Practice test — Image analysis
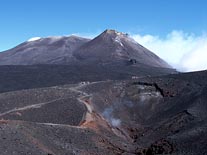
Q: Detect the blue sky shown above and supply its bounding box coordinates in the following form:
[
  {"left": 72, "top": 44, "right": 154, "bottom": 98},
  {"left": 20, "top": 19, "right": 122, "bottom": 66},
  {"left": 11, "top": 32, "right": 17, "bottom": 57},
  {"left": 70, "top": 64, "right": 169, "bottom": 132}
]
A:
[
  {"left": 0, "top": 0, "right": 206, "bottom": 51},
  {"left": 0, "top": 0, "right": 207, "bottom": 71}
]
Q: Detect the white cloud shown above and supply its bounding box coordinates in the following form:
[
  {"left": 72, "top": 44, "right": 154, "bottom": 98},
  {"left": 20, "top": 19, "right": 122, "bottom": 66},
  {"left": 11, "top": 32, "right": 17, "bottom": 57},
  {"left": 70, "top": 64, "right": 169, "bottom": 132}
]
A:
[{"left": 131, "top": 31, "right": 207, "bottom": 72}]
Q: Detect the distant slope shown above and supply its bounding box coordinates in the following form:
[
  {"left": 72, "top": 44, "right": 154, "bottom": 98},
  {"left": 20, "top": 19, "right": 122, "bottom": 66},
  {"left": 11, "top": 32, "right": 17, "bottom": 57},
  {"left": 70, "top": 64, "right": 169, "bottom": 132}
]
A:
[
  {"left": 0, "top": 64, "right": 176, "bottom": 93},
  {"left": 0, "top": 36, "right": 90, "bottom": 65}
]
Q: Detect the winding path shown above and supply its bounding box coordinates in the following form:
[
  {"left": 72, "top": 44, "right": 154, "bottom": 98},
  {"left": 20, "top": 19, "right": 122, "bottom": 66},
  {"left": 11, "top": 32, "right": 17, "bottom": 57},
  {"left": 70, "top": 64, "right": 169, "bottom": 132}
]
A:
[{"left": 0, "top": 98, "right": 65, "bottom": 117}]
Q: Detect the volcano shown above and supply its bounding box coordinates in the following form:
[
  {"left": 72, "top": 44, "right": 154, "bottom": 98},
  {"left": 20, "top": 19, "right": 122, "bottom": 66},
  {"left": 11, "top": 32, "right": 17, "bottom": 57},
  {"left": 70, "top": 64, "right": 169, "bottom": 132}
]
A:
[
  {"left": 73, "top": 29, "right": 170, "bottom": 68},
  {"left": 0, "top": 29, "right": 170, "bottom": 69},
  {"left": 0, "top": 30, "right": 206, "bottom": 155},
  {"left": 0, "top": 30, "right": 175, "bottom": 93}
]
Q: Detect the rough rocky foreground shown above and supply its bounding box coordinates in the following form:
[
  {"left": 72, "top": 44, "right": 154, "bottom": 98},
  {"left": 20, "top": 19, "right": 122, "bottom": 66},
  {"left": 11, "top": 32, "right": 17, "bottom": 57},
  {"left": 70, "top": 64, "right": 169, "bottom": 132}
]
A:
[{"left": 0, "top": 70, "right": 207, "bottom": 155}]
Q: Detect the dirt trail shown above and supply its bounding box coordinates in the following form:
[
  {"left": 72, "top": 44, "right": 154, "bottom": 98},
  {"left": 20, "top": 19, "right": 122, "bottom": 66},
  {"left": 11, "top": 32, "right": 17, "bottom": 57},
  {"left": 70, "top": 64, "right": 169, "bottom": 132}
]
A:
[
  {"left": 53, "top": 83, "right": 96, "bottom": 127},
  {"left": 68, "top": 83, "right": 95, "bottom": 127},
  {"left": 0, "top": 98, "right": 65, "bottom": 117},
  {"left": 69, "top": 83, "right": 130, "bottom": 140}
]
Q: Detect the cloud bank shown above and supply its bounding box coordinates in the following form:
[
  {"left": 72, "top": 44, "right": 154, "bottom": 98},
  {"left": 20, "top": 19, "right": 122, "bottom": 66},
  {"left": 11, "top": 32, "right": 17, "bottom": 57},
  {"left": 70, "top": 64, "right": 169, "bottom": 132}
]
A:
[{"left": 131, "top": 31, "right": 207, "bottom": 72}]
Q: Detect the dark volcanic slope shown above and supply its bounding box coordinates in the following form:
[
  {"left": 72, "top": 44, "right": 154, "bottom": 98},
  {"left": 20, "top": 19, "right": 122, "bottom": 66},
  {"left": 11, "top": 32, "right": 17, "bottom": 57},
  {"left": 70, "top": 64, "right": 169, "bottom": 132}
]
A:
[
  {"left": 0, "top": 64, "right": 176, "bottom": 93},
  {"left": 73, "top": 30, "right": 170, "bottom": 68},
  {"left": 0, "top": 36, "right": 90, "bottom": 65},
  {"left": 0, "top": 71, "right": 207, "bottom": 155},
  {"left": 0, "top": 86, "right": 85, "bottom": 125}
]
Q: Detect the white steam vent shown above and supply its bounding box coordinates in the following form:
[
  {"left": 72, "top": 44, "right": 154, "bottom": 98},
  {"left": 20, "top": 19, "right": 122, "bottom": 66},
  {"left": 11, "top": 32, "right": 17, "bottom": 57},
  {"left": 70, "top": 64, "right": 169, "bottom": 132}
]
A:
[{"left": 102, "top": 107, "right": 121, "bottom": 127}]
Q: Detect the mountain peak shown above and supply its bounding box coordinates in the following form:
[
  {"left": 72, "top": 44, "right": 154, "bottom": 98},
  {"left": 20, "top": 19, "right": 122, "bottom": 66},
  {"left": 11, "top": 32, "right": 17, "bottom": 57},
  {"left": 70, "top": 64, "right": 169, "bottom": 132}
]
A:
[{"left": 103, "top": 29, "right": 127, "bottom": 36}]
